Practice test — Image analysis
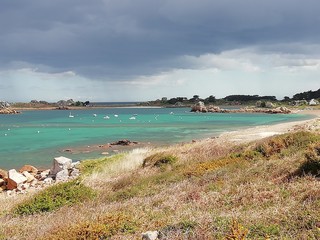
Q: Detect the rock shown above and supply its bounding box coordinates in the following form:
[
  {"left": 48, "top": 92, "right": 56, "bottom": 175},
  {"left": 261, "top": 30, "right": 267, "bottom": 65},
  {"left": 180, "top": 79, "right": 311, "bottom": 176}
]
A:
[
  {"left": 71, "top": 161, "right": 80, "bottom": 168},
  {"left": 50, "top": 156, "right": 72, "bottom": 175},
  {"left": 22, "top": 171, "right": 35, "bottom": 183},
  {"left": 43, "top": 177, "right": 53, "bottom": 185},
  {"left": 101, "top": 152, "right": 109, "bottom": 155},
  {"left": 40, "top": 169, "right": 50, "bottom": 180},
  {"left": 111, "top": 139, "right": 138, "bottom": 146},
  {"left": 191, "top": 101, "right": 208, "bottom": 113},
  {"left": 141, "top": 231, "right": 159, "bottom": 240},
  {"left": 19, "top": 165, "right": 38, "bottom": 175},
  {"left": 0, "top": 178, "right": 5, "bottom": 187},
  {"left": 55, "top": 169, "right": 69, "bottom": 182},
  {"left": 70, "top": 168, "right": 80, "bottom": 177},
  {"left": 0, "top": 168, "right": 8, "bottom": 179},
  {"left": 17, "top": 183, "right": 30, "bottom": 191},
  {"left": 7, "top": 169, "right": 28, "bottom": 190}
]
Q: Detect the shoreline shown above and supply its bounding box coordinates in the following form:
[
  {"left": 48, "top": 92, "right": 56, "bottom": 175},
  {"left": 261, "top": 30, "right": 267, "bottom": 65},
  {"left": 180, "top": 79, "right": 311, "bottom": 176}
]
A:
[{"left": 1, "top": 110, "right": 319, "bottom": 170}]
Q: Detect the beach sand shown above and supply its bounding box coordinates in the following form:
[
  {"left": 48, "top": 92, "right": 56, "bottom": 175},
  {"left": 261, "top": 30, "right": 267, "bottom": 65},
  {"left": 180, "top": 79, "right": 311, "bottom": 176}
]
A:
[{"left": 218, "top": 110, "right": 320, "bottom": 144}]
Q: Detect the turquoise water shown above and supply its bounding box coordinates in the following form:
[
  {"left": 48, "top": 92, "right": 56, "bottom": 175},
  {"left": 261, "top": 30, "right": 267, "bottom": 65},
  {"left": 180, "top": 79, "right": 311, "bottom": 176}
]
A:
[{"left": 0, "top": 108, "right": 312, "bottom": 169}]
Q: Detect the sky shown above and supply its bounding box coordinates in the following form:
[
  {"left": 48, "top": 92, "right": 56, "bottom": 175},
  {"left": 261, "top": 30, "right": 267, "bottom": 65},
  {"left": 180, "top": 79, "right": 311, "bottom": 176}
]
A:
[{"left": 1, "top": 0, "right": 320, "bottom": 102}]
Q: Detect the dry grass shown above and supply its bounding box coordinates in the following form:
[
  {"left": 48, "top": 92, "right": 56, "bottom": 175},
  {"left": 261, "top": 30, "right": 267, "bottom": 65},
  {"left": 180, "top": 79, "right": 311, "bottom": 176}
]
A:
[{"left": 0, "top": 127, "right": 320, "bottom": 239}]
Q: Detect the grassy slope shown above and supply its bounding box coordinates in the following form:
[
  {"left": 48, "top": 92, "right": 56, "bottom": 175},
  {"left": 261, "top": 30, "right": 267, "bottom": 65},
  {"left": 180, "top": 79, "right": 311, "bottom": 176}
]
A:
[{"left": 1, "top": 127, "right": 320, "bottom": 239}]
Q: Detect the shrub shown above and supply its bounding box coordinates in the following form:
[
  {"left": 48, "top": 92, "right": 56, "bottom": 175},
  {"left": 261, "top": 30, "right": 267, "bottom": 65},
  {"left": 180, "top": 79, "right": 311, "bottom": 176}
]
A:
[
  {"left": 225, "top": 220, "right": 249, "bottom": 240},
  {"left": 143, "top": 152, "right": 178, "bottom": 168},
  {"left": 43, "top": 212, "right": 137, "bottom": 240},
  {"left": 297, "top": 142, "right": 320, "bottom": 177},
  {"left": 255, "top": 132, "right": 320, "bottom": 158},
  {"left": 13, "top": 180, "right": 96, "bottom": 215}
]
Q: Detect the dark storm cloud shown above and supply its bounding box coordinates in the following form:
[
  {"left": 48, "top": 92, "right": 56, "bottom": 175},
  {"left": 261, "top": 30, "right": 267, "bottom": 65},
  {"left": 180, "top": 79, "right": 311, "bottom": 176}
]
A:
[{"left": 1, "top": 0, "right": 320, "bottom": 79}]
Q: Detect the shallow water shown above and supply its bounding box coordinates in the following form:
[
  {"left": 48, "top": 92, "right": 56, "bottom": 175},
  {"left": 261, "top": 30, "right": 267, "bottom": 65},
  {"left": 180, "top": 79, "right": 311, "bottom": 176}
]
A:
[{"left": 0, "top": 107, "right": 312, "bottom": 169}]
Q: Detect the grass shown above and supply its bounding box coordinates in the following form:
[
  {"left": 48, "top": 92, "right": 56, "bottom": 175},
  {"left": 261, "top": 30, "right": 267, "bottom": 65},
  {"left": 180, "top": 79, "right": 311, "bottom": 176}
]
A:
[
  {"left": 1, "top": 123, "right": 320, "bottom": 239},
  {"left": 12, "top": 180, "right": 96, "bottom": 215}
]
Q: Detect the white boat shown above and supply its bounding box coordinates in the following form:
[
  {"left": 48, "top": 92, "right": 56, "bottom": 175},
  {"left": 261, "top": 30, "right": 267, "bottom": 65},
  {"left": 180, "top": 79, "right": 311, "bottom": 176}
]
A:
[
  {"left": 129, "top": 116, "right": 136, "bottom": 120},
  {"left": 103, "top": 115, "right": 110, "bottom": 119},
  {"left": 93, "top": 114, "right": 97, "bottom": 117},
  {"left": 114, "top": 114, "right": 119, "bottom": 118},
  {"left": 69, "top": 112, "right": 74, "bottom": 118}
]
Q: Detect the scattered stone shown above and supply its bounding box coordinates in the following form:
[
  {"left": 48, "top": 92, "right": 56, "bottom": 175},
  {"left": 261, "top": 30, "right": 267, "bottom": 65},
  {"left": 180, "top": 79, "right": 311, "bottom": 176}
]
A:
[
  {"left": 17, "top": 183, "right": 30, "bottom": 191},
  {"left": 101, "top": 152, "right": 109, "bottom": 155},
  {"left": 141, "top": 231, "right": 159, "bottom": 240},
  {"left": 43, "top": 177, "right": 53, "bottom": 185},
  {"left": 63, "top": 149, "right": 72, "bottom": 152},
  {"left": 55, "top": 169, "right": 69, "bottom": 182},
  {"left": 0, "top": 178, "right": 5, "bottom": 187},
  {"left": 50, "top": 156, "right": 72, "bottom": 175},
  {"left": 22, "top": 171, "right": 35, "bottom": 183},
  {"left": 19, "top": 165, "right": 38, "bottom": 175},
  {"left": 71, "top": 161, "right": 80, "bottom": 168},
  {"left": 40, "top": 169, "right": 50, "bottom": 180},
  {"left": 7, "top": 169, "right": 28, "bottom": 190},
  {"left": 0, "top": 168, "right": 8, "bottom": 179},
  {"left": 70, "top": 168, "right": 80, "bottom": 177}
]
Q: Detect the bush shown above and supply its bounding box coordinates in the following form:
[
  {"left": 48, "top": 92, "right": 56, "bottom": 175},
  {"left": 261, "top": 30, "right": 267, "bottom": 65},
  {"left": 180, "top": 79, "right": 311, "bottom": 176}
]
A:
[
  {"left": 13, "top": 180, "right": 96, "bottom": 215},
  {"left": 297, "top": 142, "right": 320, "bottom": 177},
  {"left": 43, "top": 212, "right": 137, "bottom": 240},
  {"left": 143, "top": 152, "right": 177, "bottom": 168}
]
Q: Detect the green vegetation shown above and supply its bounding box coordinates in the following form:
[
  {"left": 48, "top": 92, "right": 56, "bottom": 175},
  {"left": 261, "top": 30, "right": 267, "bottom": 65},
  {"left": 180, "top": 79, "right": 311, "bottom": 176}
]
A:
[{"left": 12, "top": 180, "right": 96, "bottom": 215}]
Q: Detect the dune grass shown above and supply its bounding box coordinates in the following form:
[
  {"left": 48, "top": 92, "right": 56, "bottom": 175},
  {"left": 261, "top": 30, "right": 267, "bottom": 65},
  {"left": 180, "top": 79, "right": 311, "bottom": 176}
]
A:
[{"left": 0, "top": 128, "right": 319, "bottom": 239}]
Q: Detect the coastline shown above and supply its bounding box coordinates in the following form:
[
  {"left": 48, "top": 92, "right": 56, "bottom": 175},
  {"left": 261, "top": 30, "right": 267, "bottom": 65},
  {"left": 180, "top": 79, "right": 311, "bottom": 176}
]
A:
[
  {"left": 217, "top": 109, "right": 320, "bottom": 144},
  {"left": 54, "top": 110, "right": 320, "bottom": 161}
]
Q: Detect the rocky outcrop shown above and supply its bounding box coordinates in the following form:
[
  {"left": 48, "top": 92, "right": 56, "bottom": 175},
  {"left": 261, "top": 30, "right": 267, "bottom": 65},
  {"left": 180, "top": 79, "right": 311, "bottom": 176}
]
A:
[
  {"left": 0, "top": 156, "right": 81, "bottom": 195},
  {"left": 0, "top": 108, "right": 19, "bottom": 114},
  {"left": 191, "top": 102, "right": 292, "bottom": 114},
  {"left": 111, "top": 139, "right": 139, "bottom": 146},
  {"left": 0, "top": 101, "right": 19, "bottom": 114},
  {"left": 191, "top": 101, "right": 208, "bottom": 113}
]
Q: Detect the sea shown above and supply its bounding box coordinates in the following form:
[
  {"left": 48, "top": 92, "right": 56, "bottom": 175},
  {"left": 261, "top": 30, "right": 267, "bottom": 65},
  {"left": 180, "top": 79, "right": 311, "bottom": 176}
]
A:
[{"left": 0, "top": 106, "right": 313, "bottom": 169}]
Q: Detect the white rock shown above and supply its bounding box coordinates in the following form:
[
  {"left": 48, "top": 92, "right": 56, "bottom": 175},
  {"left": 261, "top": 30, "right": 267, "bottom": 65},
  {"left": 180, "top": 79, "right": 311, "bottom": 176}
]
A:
[
  {"left": 50, "top": 156, "right": 72, "bottom": 175},
  {"left": 71, "top": 161, "right": 80, "bottom": 168},
  {"left": 141, "top": 231, "right": 159, "bottom": 240},
  {"left": 40, "top": 169, "right": 50, "bottom": 180},
  {"left": 17, "top": 183, "right": 30, "bottom": 191},
  {"left": 70, "top": 168, "right": 80, "bottom": 177},
  {"left": 43, "top": 177, "right": 53, "bottom": 185},
  {"left": 22, "top": 171, "right": 35, "bottom": 183},
  {"left": 7, "top": 169, "right": 27, "bottom": 190},
  {"left": 55, "top": 169, "right": 69, "bottom": 182}
]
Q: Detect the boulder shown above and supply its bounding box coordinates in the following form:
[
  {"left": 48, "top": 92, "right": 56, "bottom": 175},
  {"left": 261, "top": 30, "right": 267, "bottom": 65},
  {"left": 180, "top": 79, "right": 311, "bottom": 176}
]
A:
[
  {"left": 50, "top": 156, "right": 72, "bottom": 175},
  {"left": 55, "top": 169, "right": 69, "bottom": 182},
  {"left": 22, "top": 171, "right": 35, "bottom": 183},
  {"left": 141, "top": 231, "right": 159, "bottom": 240},
  {"left": 0, "top": 168, "right": 8, "bottom": 179},
  {"left": 191, "top": 101, "right": 207, "bottom": 113},
  {"left": 43, "top": 177, "right": 53, "bottom": 185},
  {"left": 7, "top": 169, "right": 27, "bottom": 190},
  {"left": 39, "top": 169, "right": 50, "bottom": 180},
  {"left": 0, "top": 178, "right": 5, "bottom": 187},
  {"left": 19, "top": 165, "right": 38, "bottom": 175}
]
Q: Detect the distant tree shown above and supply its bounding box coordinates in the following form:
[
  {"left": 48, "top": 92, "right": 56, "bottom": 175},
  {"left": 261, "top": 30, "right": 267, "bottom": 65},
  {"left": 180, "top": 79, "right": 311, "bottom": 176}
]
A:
[
  {"left": 84, "top": 101, "right": 90, "bottom": 106},
  {"left": 282, "top": 96, "right": 290, "bottom": 102},
  {"left": 205, "top": 95, "right": 216, "bottom": 103},
  {"left": 292, "top": 88, "right": 320, "bottom": 100}
]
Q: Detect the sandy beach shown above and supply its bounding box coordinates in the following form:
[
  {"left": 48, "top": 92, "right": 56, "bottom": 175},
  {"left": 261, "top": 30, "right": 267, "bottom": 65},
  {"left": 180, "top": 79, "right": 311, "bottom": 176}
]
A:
[{"left": 219, "top": 110, "right": 320, "bottom": 144}]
